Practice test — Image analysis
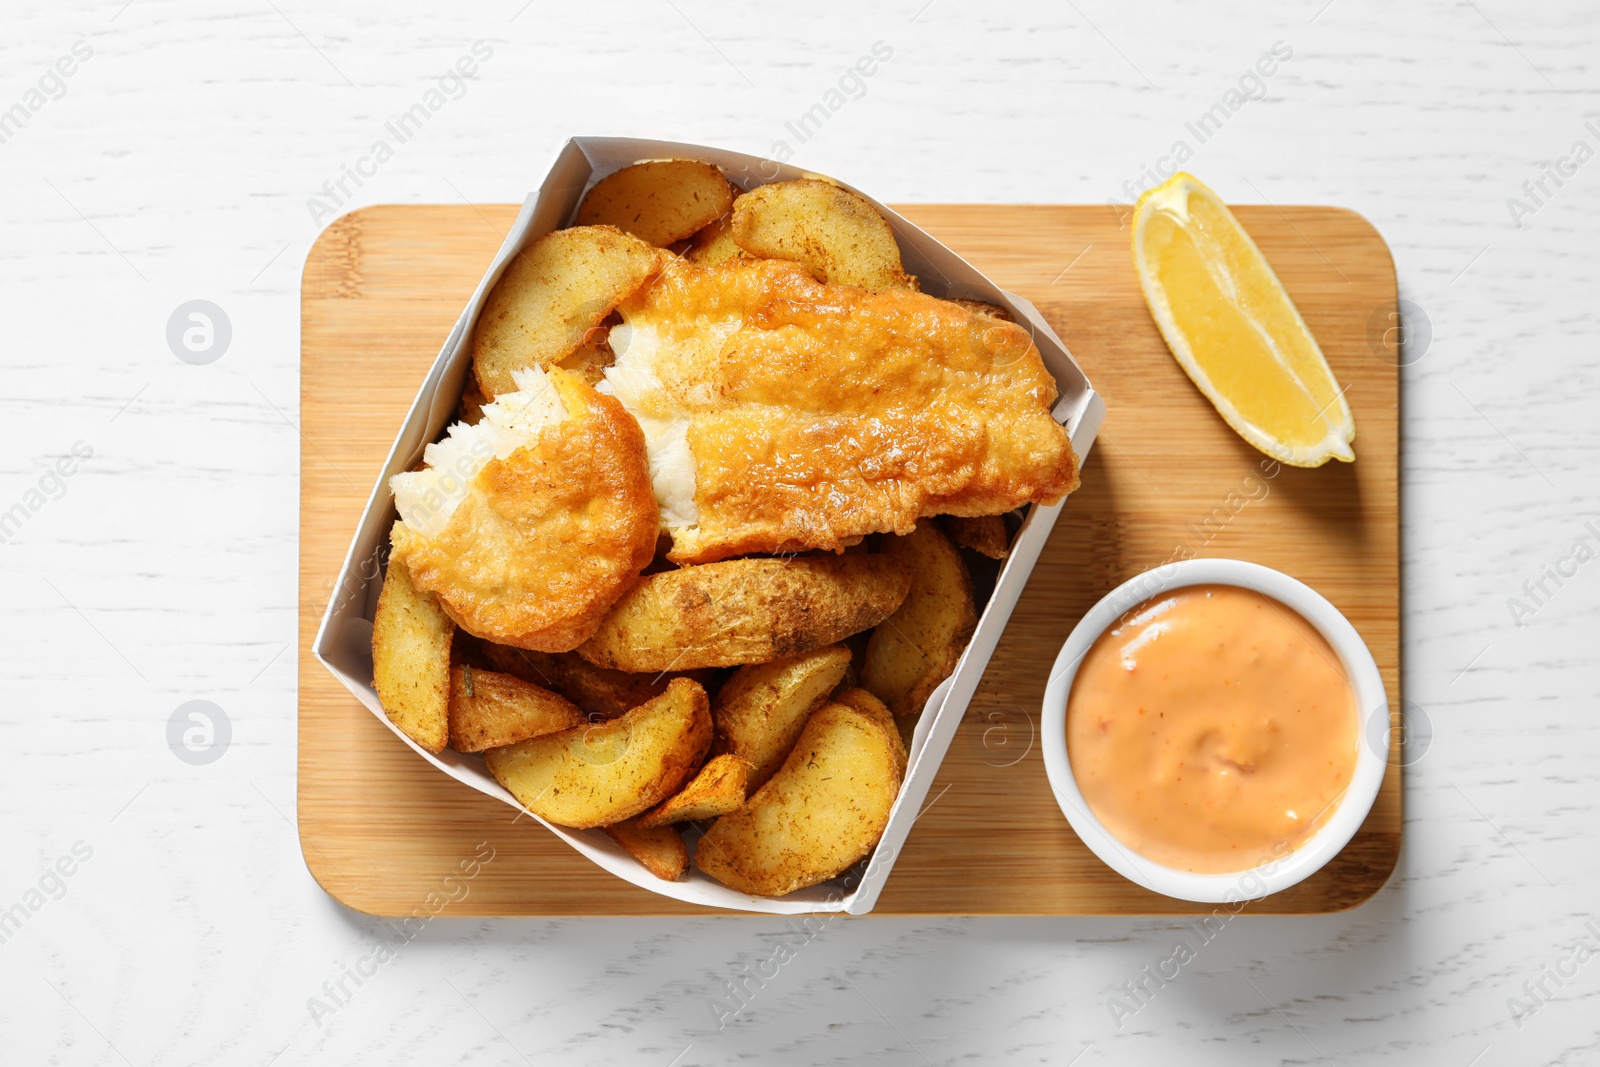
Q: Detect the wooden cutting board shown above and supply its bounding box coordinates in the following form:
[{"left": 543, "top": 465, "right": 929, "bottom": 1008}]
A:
[{"left": 298, "top": 203, "right": 1400, "bottom": 916}]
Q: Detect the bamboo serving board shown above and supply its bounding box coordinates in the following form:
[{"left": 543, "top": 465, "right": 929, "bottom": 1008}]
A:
[{"left": 298, "top": 203, "right": 1401, "bottom": 916}]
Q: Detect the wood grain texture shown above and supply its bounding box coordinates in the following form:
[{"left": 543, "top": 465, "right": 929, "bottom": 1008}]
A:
[
  {"left": 298, "top": 203, "right": 1400, "bottom": 916},
  {"left": 7, "top": 2, "right": 1600, "bottom": 1061}
]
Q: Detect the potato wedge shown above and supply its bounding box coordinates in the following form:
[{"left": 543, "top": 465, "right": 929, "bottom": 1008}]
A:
[
  {"left": 831, "top": 686, "right": 908, "bottom": 777},
  {"left": 942, "top": 514, "right": 1010, "bottom": 559},
  {"left": 576, "top": 160, "right": 736, "bottom": 248},
  {"left": 896, "top": 715, "right": 916, "bottom": 755},
  {"left": 729, "top": 179, "right": 916, "bottom": 291},
  {"left": 478, "top": 643, "right": 673, "bottom": 719},
  {"left": 636, "top": 754, "right": 752, "bottom": 829},
  {"left": 372, "top": 558, "right": 455, "bottom": 752},
  {"left": 447, "top": 666, "right": 585, "bottom": 753},
  {"left": 484, "top": 677, "right": 712, "bottom": 828},
  {"left": 455, "top": 376, "right": 488, "bottom": 425},
  {"left": 604, "top": 817, "right": 689, "bottom": 881},
  {"left": 713, "top": 645, "right": 851, "bottom": 788},
  {"left": 552, "top": 336, "right": 614, "bottom": 386},
  {"left": 834, "top": 629, "right": 870, "bottom": 695},
  {"left": 577, "top": 554, "right": 911, "bottom": 672},
  {"left": 696, "top": 702, "right": 902, "bottom": 896},
  {"left": 860, "top": 523, "right": 977, "bottom": 717},
  {"left": 835, "top": 651, "right": 860, "bottom": 695},
  {"left": 472, "top": 225, "right": 664, "bottom": 399},
  {"left": 685, "top": 212, "right": 743, "bottom": 266}
]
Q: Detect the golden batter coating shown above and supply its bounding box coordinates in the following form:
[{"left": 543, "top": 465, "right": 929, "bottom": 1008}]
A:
[
  {"left": 603, "top": 256, "right": 1078, "bottom": 564},
  {"left": 390, "top": 370, "right": 659, "bottom": 652}
]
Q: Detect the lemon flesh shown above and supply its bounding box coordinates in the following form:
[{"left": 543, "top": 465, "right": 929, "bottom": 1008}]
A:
[{"left": 1134, "top": 173, "right": 1354, "bottom": 467}]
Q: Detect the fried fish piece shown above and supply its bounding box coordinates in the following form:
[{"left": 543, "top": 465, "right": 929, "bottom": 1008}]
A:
[
  {"left": 945, "top": 298, "right": 1012, "bottom": 321},
  {"left": 600, "top": 256, "right": 1078, "bottom": 563},
  {"left": 389, "top": 367, "right": 659, "bottom": 652}
]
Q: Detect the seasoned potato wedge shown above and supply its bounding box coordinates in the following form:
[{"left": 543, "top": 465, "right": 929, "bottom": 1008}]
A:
[
  {"left": 833, "top": 629, "right": 870, "bottom": 695},
  {"left": 447, "top": 666, "right": 585, "bottom": 753},
  {"left": 831, "top": 686, "right": 908, "bottom": 776},
  {"left": 942, "top": 514, "right": 1010, "bottom": 559},
  {"left": 576, "top": 160, "right": 736, "bottom": 248},
  {"left": 472, "top": 225, "right": 664, "bottom": 399},
  {"left": 696, "top": 701, "right": 902, "bottom": 896},
  {"left": 713, "top": 644, "right": 852, "bottom": 788},
  {"left": 455, "top": 376, "right": 488, "bottom": 425},
  {"left": 477, "top": 643, "right": 676, "bottom": 719},
  {"left": 484, "top": 677, "right": 712, "bottom": 828},
  {"left": 636, "top": 754, "right": 752, "bottom": 828},
  {"left": 577, "top": 554, "right": 911, "bottom": 672},
  {"left": 860, "top": 523, "right": 978, "bottom": 717},
  {"left": 604, "top": 817, "right": 689, "bottom": 881},
  {"left": 372, "top": 558, "right": 455, "bottom": 753},
  {"left": 729, "top": 179, "right": 916, "bottom": 291},
  {"left": 685, "top": 212, "right": 743, "bottom": 266},
  {"left": 553, "top": 336, "right": 614, "bottom": 386}
]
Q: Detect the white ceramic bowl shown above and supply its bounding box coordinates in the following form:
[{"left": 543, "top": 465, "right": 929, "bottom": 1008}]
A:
[{"left": 1040, "top": 558, "right": 1389, "bottom": 903}]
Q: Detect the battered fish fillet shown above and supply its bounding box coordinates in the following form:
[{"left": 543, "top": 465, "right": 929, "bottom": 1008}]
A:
[
  {"left": 600, "top": 256, "right": 1079, "bottom": 563},
  {"left": 388, "top": 367, "right": 659, "bottom": 652}
]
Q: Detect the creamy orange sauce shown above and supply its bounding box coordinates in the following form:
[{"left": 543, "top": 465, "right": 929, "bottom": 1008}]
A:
[{"left": 1066, "top": 584, "right": 1358, "bottom": 874}]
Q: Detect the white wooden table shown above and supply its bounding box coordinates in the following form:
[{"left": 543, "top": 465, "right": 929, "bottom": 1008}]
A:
[{"left": 2, "top": 1, "right": 1596, "bottom": 1063}]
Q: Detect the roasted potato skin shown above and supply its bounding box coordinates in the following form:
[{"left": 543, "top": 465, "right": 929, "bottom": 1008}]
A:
[
  {"left": 636, "top": 754, "right": 752, "bottom": 828},
  {"left": 831, "top": 686, "right": 908, "bottom": 776},
  {"left": 455, "top": 376, "right": 488, "bottom": 425},
  {"left": 576, "top": 160, "right": 736, "bottom": 248},
  {"left": 685, "top": 212, "right": 744, "bottom": 266},
  {"left": 476, "top": 643, "right": 676, "bottom": 720},
  {"left": 712, "top": 644, "right": 852, "bottom": 788},
  {"left": 604, "top": 817, "right": 690, "bottom": 881},
  {"left": 553, "top": 336, "right": 614, "bottom": 386},
  {"left": 472, "top": 225, "right": 664, "bottom": 400},
  {"left": 729, "top": 179, "right": 917, "bottom": 291},
  {"left": 941, "top": 514, "right": 1010, "bottom": 559},
  {"left": 860, "top": 523, "right": 977, "bottom": 717},
  {"left": 447, "top": 666, "right": 585, "bottom": 753},
  {"left": 484, "top": 677, "right": 712, "bottom": 829},
  {"left": 577, "top": 554, "right": 911, "bottom": 672},
  {"left": 372, "top": 558, "right": 455, "bottom": 753},
  {"left": 695, "top": 701, "right": 902, "bottom": 897}
]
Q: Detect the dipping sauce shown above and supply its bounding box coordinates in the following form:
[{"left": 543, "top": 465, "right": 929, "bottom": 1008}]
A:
[{"left": 1066, "top": 584, "right": 1358, "bottom": 874}]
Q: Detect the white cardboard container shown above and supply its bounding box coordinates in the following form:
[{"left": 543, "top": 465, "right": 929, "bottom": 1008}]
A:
[{"left": 312, "top": 137, "right": 1106, "bottom": 915}]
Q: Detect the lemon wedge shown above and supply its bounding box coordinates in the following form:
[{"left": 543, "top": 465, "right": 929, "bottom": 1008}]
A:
[{"left": 1133, "top": 173, "right": 1354, "bottom": 467}]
